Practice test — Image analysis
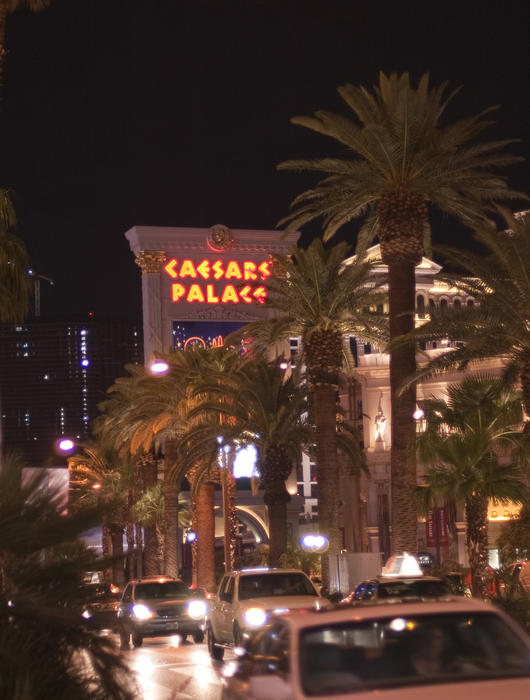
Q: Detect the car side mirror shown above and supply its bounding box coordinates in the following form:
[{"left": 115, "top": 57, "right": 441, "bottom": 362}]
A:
[{"left": 248, "top": 675, "right": 293, "bottom": 700}]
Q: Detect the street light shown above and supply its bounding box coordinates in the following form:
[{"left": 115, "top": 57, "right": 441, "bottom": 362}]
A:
[
  {"left": 300, "top": 533, "right": 329, "bottom": 552},
  {"left": 150, "top": 360, "right": 169, "bottom": 374}
]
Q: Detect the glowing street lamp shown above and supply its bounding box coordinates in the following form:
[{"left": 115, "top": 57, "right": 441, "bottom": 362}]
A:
[
  {"left": 300, "top": 533, "right": 329, "bottom": 553},
  {"left": 57, "top": 437, "right": 75, "bottom": 454},
  {"left": 150, "top": 360, "right": 169, "bottom": 374}
]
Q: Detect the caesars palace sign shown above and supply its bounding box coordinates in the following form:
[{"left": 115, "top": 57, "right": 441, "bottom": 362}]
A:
[{"left": 164, "top": 256, "right": 272, "bottom": 305}]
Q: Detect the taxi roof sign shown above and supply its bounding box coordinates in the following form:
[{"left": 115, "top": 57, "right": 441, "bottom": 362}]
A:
[{"left": 381, "top": 552, "right": 423, "bottom": 577}]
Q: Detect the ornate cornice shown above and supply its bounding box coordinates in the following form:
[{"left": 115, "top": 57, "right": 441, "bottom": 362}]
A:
[{"left": 135, "top": 250, "right": 166, "bottom": 275}]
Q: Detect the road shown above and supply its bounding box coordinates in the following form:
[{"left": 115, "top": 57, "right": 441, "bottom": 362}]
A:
[{"left": 119, "top": 635, "right": 231, "bottom": 700}]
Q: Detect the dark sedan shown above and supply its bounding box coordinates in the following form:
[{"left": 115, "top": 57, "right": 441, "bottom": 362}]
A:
[
  {"left": 81, "top": 582, "right": 121, "bottom": 630},
  {"left": 342, "top": 575, "right": 452, "bottom": 603}
]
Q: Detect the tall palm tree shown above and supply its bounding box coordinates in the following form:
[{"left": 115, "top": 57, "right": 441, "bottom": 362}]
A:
[
  {"left": 0, "top": 0, "right": 54, "bottom": 91},
  {"left": 228, "top": 238, "right": 384, "bottom": 587},
  {"left": 277, "top": 71, "right": 525, "bottom": 553},
  {"left": 0, "top": 452, "right": 136, "bottom": 699},
  {"left": 407, "top": 210, "right": 530, "bottom": 436},
  {"left": 415, "top": 376, "right": 530, "bottom": 597}
]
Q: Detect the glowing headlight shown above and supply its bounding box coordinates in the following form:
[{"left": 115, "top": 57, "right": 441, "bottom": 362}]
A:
[
  {"left": 132, "top": 603, "right": 154, "bottom": 620},
  {"left": 243, "top": 607, "right": 268, "bottom": 627},
  {"left": 187, "top": 599, "right": 208, "bottom": 619},
  {"left": 82, "top": 609, "right": 92, "bottom": 619}
]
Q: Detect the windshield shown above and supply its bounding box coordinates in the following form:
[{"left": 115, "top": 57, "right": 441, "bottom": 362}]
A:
[
  {"left": 239, "top": 573, "right": 316, "bottom": 600},
  {"left": 135, "top": 581, "right": 190, "bottom": 600},
  {"left": 300, "top": 612, "right": 530, "bottom": 695}
]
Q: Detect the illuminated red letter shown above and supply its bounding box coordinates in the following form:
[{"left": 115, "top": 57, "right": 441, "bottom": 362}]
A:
[
  {"left": 212, "top": 260, "right": 225, "bottom": 280},
  {"left": 253, "top": 286, "right": 267, "bottom": 303},
  {"left": 243, "top": 261, "right": 257, "bottom": 280},
  {"left": 221, "top": 285, "right": 239, "bottom": 304},
  {"left": 179, "top": 259, "right": 198, "bottom": 278},
  {"left": 196, "top": 259, "right": 211, "bottom": 279},
  {"left": 225, "top": 261, "right": 243, "bottom": 280},
  {"left": 239, "top": 285, "right": 253, "bottom": 303},
  {"left": 206, "top": 284, "right": 219, "bottom": 304},
  {"left": 187, "top": 284, "right": 205, "bottom": 303},
  {"left": 164, "top": 259, "right": 179, "bottom": 278},
  {"left": 258, "top": 261, "right": 271, "bottom": 280},
  {"left": 171, "top": 283, "right": 186, "bottom": 302}
]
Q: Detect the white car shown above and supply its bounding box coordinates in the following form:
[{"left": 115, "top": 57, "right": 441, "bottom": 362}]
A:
[
  {"left": 207, "top": 567, "right": 327, "bottom": 661},
  {"left": 221, "top": 596, "right": 530, "bottom": 699}
]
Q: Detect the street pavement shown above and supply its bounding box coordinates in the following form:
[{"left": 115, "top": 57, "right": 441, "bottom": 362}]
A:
[{"left": 119, "top": 635, "right": 230, "bottom": 700}]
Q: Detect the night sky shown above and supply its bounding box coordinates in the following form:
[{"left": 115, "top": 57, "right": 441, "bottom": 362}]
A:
[{"left": 0, "top": 0, "right": 528, "bottom": 320}]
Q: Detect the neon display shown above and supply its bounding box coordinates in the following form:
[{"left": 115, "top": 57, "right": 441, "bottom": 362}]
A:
[{"left": 164, "top": 257, "right": 271, "bottom": 304}]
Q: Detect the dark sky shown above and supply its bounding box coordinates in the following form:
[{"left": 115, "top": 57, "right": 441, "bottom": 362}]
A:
[{"left": 0, "top": 0, "right": 528, "bottom": 320}]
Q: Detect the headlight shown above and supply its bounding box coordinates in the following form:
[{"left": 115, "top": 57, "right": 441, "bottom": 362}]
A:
[
  {"left": 243, "top": 607, "right": 268, "bottom": 627},
  {"left": 132, "top": 603, "right": 154, "bottom": 620},
  {"left": 82, "top": 609, "right": 92, "bottom": 619},
  {"left": 187, "top": 599, "right": 208, "bottom": 619}
]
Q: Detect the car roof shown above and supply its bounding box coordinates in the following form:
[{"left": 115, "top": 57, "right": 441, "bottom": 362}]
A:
[
  {"left": 372, "top": 575, "right": 446, "bottom": 583},
  {"left": 270, "top": 596, "right": 513, "bottom": 632},
  {"left": 129, "top": 576, "right": 183, "bottom": 584},
  {"left": 232, "top": 567, "right": 309, "bottom": 576}
]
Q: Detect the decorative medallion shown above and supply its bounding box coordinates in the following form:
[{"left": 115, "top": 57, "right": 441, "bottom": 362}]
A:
[{"left": 208, "top": 224, "right": 233, "bottom": 251}]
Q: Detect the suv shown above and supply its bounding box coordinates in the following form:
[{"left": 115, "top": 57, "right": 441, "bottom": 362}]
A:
[
  {"left": 117, "top": 576, "right": 208, "bottom": 648},
  {"left": 207, "top": 567, "right": 326, "bottom": 661}
]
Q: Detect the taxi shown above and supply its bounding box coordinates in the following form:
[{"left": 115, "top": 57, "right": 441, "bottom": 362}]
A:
[{"left": 221, "top": 596, "right": 530, "bottom": 699}]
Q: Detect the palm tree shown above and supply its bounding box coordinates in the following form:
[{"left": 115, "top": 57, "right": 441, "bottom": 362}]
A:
[
  {"left": 184, "top": 357, "right": 312, "bottom": 566},
  {"left": 0, "top": 0, "right": 54, "bottom": 91},
  {"left": 228, "top": 238, "right": 384, "bottom": 587},
  {"left": 0, "top": 189, "right": 31, "bottom": 322},
  {"left": 407, "top": 210, "right": 530, "bottom": 436},
  {"left": 415, "top": 376, "right": 530, "bottom": 597},
  {"left": 68, "top": 441, "right": 133, "bottom": 588},
  {"left": 0, "top": 452, "right": 136, "bottom": 699},
  {"left": 277, "top": 71, "right": 525, "bottom": 553}
]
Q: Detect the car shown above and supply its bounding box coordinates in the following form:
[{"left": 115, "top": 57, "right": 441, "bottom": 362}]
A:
[
  {"left": 117, "top": 576, "right": 208, "bottom": 648},
  {"left": 342, "top": 574, "right": 453, "bottom": 603},
  {"left": 81, "top": 582, "right": 121, "bottom": 630},
  {"left": 221, "top": 596, "right": 530, "bottom": 699},
  {"left": 207, "top": 567, "right": 327, "bottom": 661}
]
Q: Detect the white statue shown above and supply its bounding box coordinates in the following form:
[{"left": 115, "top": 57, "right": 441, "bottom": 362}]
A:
[{"left": 374, "top": 393, "right": 386, "bottom": 442}]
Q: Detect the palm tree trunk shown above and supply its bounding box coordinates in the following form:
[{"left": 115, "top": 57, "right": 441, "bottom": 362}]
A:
[
  {"left": 102, "top": 521, "right": 113, "bottom": 584},
  {"left": 388, "top": 259, "right": 418, "bottom": 553},
  {"left": 222, "top": 468, "right": 237, "bottom": 573},
  {"left": 110, "top": 524, "right": 125, "bottom": 587},
  {"left": 140, "top": 454, "right": 159, "bottom": 576},
  {"left": 162, "top": 451, "right": 180, "bottom": 577},
  {"left": 267, "top": 501, "right": 288, "bottom": 566},
  {"left": 194, "top": 481, "right": 216, "bottom": 593},
  {"left": 465, "top": 493, "right": 489, "bottom": 597},
  {"left": 312, "top": 383, "right": 341, "bottom": 590},
  {"left": 521, "top": 350, "right": 530, "bottom": 438}
]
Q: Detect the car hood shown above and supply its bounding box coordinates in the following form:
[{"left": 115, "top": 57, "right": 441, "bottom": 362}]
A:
[
  {"left": 241, "top": 594, "right": 327, "bottom": 611},
  {"left": 339, "top": 676, "right": 530, "bottom": 699}
]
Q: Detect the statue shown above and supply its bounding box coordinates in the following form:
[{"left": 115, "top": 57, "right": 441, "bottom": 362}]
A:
[{"left": 374, "top": 393, "right": 386, "bottom": 443}]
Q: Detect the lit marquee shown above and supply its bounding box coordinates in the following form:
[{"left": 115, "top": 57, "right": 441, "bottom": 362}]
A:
[{"left": 164, "top": 257, "right": 271, "bottom": 304}]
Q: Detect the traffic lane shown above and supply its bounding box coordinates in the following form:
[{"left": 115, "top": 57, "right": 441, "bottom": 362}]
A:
[{"left": 120, "top": 635, "right": 232, "bottom": 700}]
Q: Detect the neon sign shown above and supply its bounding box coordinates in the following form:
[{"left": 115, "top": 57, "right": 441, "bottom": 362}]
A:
[{"left": 164, "top": 257, "right": 271, "bottom": 304}]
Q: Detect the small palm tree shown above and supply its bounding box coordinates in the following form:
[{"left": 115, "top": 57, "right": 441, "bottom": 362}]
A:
[
  {"left": 0, "top": 452, "right": 136, "bottom": 699},
  {"left": 416, "top": 376, "right": 530, "bottom": 597},
  {"left": 228, "top": 238, "right": 384, "bottom": 588},
  {"left": 68, "top": 442, "right": 133, "bottom": 587},
  {"left": 408, "top": 210, "right": 530, "bottom": 436},
  {"left": 278, "top": 71, "right": 525, "bottom": 553}
]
